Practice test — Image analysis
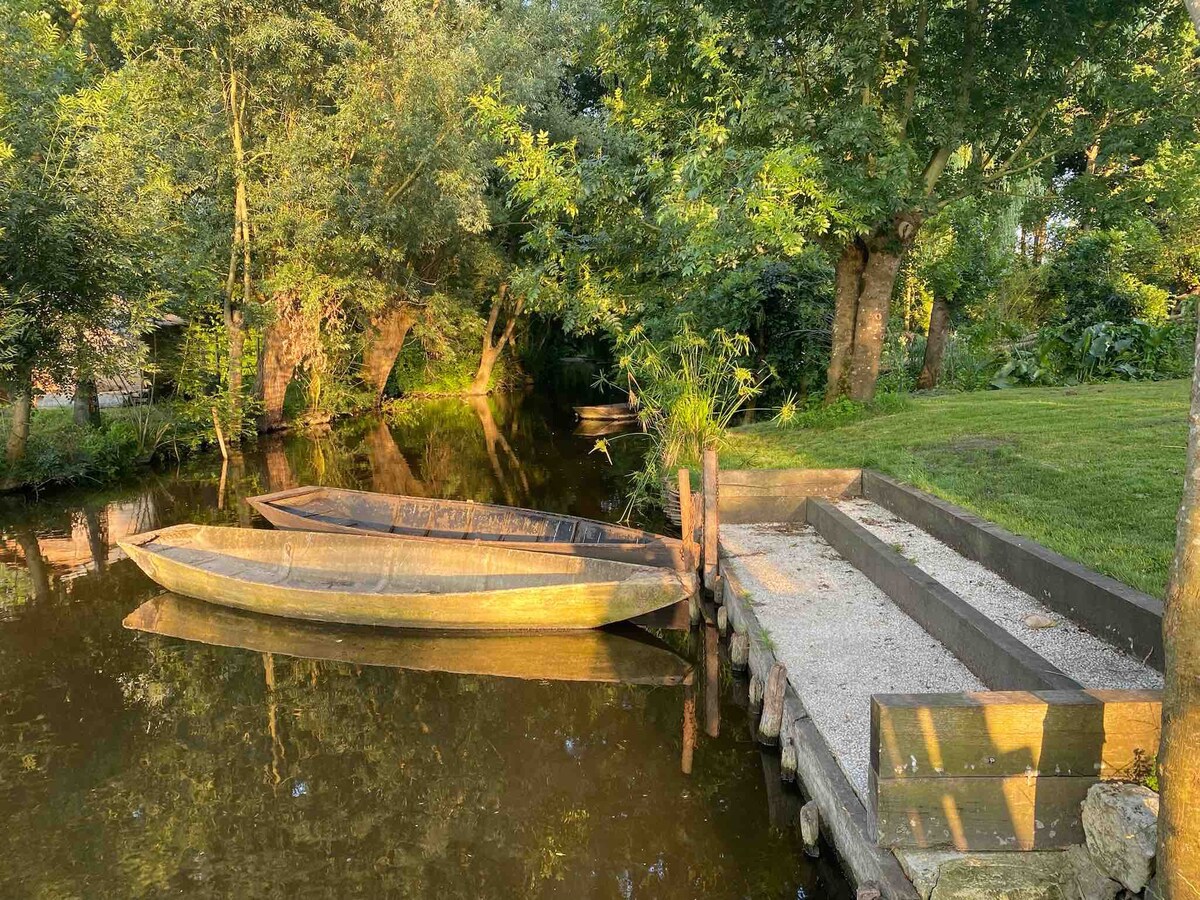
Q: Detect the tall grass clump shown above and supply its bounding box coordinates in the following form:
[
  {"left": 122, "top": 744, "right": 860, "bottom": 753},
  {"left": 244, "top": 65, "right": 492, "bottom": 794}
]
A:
[{"left": 601, "top": 323, "right": 791, "bottom": 512}]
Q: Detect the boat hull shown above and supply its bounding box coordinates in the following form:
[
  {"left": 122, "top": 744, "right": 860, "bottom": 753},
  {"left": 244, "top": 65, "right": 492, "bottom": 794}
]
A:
[
  {"left": 573, "top": 403, "right": 637, "bottom": 421},
  {"left": 118, "top": 525, "right": 696, "bottom": 630},
  {"left": 248, "top": 487, "right": 688, "bottom": 570},
  {"left": 124, "top": 593, "right": 693, "bottom": 684}
]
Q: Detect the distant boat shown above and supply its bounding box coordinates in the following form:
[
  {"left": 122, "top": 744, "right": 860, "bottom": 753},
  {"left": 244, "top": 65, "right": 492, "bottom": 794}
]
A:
[
  {"left": 248, "top": 486, "right": 687, "bottom": 570},
  {"left": 573, "top": 402, "right": 638, "bottom": 421},
  {"left": 124, "top": 593, "right": 694, "bottom": 685},
  {"left": 118, "top": 525, "right": 697, "bottom": 630},
  {"left": 574, "top": 418, "right": 639, "bottom": 438}
]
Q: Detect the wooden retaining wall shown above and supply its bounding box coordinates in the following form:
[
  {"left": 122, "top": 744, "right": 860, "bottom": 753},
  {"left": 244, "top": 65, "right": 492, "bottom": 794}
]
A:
[
  {"left": 861, "top": 470, "right": 1164, "bottom": 669},
  {"left": 806, "top": 499, "right": 1080, "bottom": 692},
  {"left": 871, "top": 690, "right": 1162, "bottom": 851},
  {"left": 703, "top": 462, "right": 1163, "bottom": 894},
  {"left": 719, "top": 561, "right": 919, "bottom": 899},
  {"left": 717, "top": 467, "right": 862, "bottom": 524}
]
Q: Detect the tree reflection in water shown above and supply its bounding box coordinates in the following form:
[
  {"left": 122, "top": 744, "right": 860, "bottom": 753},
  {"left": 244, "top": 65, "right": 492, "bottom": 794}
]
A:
[{"left": 0, "top": 392, "right": 850, "bottom": 898}]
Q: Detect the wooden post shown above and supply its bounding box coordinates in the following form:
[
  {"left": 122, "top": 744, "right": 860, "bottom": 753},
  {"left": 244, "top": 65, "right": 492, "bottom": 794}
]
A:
[
  {"left": 688, "top": 593, "right": 701, "bottom": 626},
  {"left": 730, "top": 631, "right": 749, "bottom": 672},
  {"left": 757, "top": 662, "right": 787, "bottom": 745},
  {"left": 702, "top": 448, "right": 719, "bottom": 593},
  {"left": 781, "top": 736, "right": 798, "bottom": 783},
  {"left": 749, "top": 672, "right": 764, "bottom": 713},
  {"left": 704, "top": 622, "right": 720, "bottom": 738},
  {"left": 681, "top": 682, "right": 696, "bottom": 775},
  {"left": 211, "top": 406, "right": 229, "bottom": 460},
  {"left": 677, "top": 468, "right": 699, "bottom": 571},
  {"left": 800, "top": 801, "right": 820, "bottom": 857}
]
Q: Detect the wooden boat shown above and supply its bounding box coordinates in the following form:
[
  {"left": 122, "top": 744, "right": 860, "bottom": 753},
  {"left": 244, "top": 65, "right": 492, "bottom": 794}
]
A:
[
  {"left": 574, "top": 418, "right": 639, "bottom": 438},
  {"left": 573, "top": 402, "right": 638, "bottom": 421},
  {"left": 117, "top": 525, "right": 697, "bottom": 630},
  {"left": 248, "top": 486, "right": 688, "bottom": 570},
  {"left": 123, "top": 593, "right": 694, "bottom": 685}
]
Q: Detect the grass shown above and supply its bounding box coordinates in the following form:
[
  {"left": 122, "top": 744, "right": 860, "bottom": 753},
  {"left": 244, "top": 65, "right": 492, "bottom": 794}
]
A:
[{"left": 726, "top": 380, "right": 1191, "bottom": 599}]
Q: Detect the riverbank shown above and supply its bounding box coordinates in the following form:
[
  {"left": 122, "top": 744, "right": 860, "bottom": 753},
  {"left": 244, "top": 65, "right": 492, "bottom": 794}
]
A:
[{"left": 725, "top": 380, "right": 1188, "bottom": 598}]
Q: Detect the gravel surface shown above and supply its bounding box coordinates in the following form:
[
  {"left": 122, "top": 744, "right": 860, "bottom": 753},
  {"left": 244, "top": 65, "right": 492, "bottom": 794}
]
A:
[
  {"left": 837, "top": 498, "right": 1162, "bottom": 691},
  {"left": 721, "top": 523, "right": 985, "bottom": 800}
]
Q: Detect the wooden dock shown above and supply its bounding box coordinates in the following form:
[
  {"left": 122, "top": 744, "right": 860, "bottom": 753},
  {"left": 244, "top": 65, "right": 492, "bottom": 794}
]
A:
[{"left": 695, "top": 453, "right": 1163, "bottom": 899}]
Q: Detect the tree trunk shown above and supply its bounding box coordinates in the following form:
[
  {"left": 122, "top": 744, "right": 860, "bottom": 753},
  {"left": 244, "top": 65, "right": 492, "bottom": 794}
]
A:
[
  {"left": 73, "top": 378, "right": 101, "bottom": 428},
  {"left": 1157, "top": 297, "right": 1200, "bottom": 898},
  {"left": 825, "top": 219, "right": 919, "bottom": 404},
  {"left": 467, "top": 286, "right": 523, "bottom": 396},
  {"left": 362, "top": 304, "right": 415, "bottom": 404},
  {"left": 1187, "top": 0, "right": 1200, "bottom": 39},
  {"left": 256, "top": 321, "right": 303, "bottom": 433},
  {"left": 224, "top": 62, "right": 252, "bottom": 429},
  {"left": 846, "top": 240, "right": 906, "bottom": 402},
  {"left": 5, "top": 379, "right": 32, "bottom": 468},
  {"left": 916, "top": 297, "right": 951, "bottom": 391},
  {"left": 825, "top": 241, "right": 867, "bottom": 403}
]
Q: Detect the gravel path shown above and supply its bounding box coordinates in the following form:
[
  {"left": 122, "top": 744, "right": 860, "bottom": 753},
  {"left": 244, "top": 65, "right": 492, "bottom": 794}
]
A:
[
  {"left": 837, "top": 498, "right": 1162, "bottom": 691},
  {"left": 721, "top": 523, "right": 985, "bottom": 800}
]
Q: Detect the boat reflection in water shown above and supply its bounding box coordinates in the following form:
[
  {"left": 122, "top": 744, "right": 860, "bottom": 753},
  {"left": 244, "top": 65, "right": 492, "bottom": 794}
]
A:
[{"left": 124, "top": 593, "right": 694, "bottom": 686}]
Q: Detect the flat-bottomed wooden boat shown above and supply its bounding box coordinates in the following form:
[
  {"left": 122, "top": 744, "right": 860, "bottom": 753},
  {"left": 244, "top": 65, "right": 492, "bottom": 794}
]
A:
[
  {"left": 573, "top": 402, "right": 637, "bottom": 421},
  {"left": 124, "top": 593, "right": 693, "bottom": 684},
  {"left": 118, "top": 525, "right": 696, "bottom": 630},
  {"left": 248, "top": 486, "right": 687, "bottom": 570}
]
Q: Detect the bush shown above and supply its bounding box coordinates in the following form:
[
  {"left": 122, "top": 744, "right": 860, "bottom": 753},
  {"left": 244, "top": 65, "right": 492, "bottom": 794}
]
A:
[
  {"left": 1042, "top": 229, "right": 1170, "bottom": 325},
  {"left": 993, "top": 319, "right": 1193, "bottom": 388},
  {"left": 0, "top": 403, "right": 184, "bottom": 490}
]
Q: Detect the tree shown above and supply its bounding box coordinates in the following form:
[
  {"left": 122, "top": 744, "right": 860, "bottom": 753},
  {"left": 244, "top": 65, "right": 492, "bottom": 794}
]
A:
[
  {"left": 1158, "top": 6, "right": 1200, "bottom": 897},
  {"left": 0, "top": 1, "right": 169, "bottom": 467}
]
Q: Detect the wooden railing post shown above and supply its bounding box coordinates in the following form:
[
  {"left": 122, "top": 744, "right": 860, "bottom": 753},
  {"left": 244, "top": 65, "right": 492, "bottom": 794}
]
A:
[{"left": 702, "top": 448, "right": 719, "bottom": 592}]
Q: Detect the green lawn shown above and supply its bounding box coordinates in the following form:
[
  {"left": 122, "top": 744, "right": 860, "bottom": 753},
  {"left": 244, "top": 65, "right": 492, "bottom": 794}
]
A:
[{"left": 725, "top": 380, "right": 1191, "bottom": 599}]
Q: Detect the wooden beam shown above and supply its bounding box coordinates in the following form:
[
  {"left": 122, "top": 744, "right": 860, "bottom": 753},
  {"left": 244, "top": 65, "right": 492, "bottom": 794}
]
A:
[
  {"left": 862, "top": 470, "right": 1163, "bottom": 669},
  {"left": 702, "top": 449, "right": 720, "bottom": 590},
  {"left": 677, "top": 468, "right": 699, "bottom": 570},
  {"left": 871, "top": 690, "right": 1162, "bottom": 851},
  {"left": 807, "top": 499, "right": 1079, "bottom": 691},
  {"left": 872, "top": 690, "right": 1162, "bottom": 780},
  {"left": 718, "top": 467, "right": 862, "bottom": 524},
  {"left": 873, "top": 771, "right": 1098, "bottom": 850}
]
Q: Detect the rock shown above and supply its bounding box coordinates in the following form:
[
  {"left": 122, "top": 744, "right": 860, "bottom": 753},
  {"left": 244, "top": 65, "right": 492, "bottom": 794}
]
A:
[
  {"left": 1081, "top": 782, "right": 1158, "bottom": 893},
  {"left": 1023, "top": 613, "right": 1057, "bottom": 629},
  {"left": 1064, "top": 845, "right": 1121, "bottom": 900},
  {"left": 894, "top": 850, "right": 965, "bottom": 899},
  {"left": 895, "top": 846, "right": 1121, "bottom": 900},
  {"left": 928, "top": 851, "right": 1075, "bottom": 899}
]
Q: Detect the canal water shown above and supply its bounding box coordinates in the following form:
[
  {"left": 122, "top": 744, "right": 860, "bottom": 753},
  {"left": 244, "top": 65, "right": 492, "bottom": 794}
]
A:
[{"left": 0, "top": 392, "right": 851, "bottom": 898}]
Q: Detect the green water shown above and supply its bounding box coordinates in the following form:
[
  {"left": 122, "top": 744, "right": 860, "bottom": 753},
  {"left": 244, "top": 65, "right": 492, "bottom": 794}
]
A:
[{"left": 0, "top": 392, "right": 850, "bottom": 898}]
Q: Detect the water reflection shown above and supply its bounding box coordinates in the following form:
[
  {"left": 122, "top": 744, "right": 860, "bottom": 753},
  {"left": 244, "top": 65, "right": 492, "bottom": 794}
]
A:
[{"left": 0, "top": 392, "right": 850, "bottom": 898}]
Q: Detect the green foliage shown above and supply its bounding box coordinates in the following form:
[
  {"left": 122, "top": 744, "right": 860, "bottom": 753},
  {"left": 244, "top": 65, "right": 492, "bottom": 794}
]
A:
[
  {"left": 1042, "top": 229, "right": 1171, "bottom": 326},
  {"left": 605, "top": 323, "right": 782, "bottom": 510},
  {"left": 0, "top": 405, "right": 181, "bottom": 488},
  {"left": 994, "top": 320, "right": 1193, "bottom": 387}
]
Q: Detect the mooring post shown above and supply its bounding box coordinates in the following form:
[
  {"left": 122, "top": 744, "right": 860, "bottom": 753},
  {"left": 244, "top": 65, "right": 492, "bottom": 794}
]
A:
[
  {"left": 757, "top": 663, "right": 787, "bottom": 745},
  {"left": 730, "top": 631, "right": 749, "bottom": 671},
  {"left": 800, "top": 800, "right": 820, "bottom": 857},
  {"left": 677, "top": 468, "right": 699, "bottom": 571},
  {"left": 702, "top": 448, "right": 719, "bottom": 593}
]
